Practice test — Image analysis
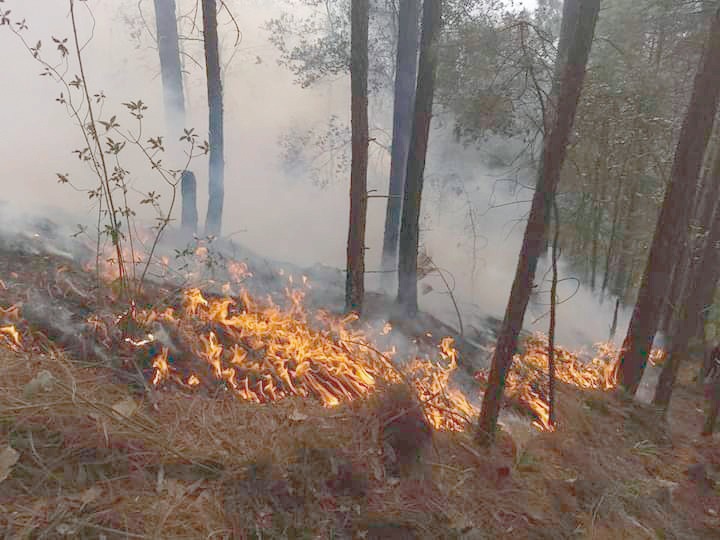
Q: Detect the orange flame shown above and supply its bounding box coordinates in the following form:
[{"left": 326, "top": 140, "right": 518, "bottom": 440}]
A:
[
  {"left": 0, "top": 325, "right": 21, "bottom": 349},
  {"left": 151, "top": 348, "right": 170, "bottom": 386}
]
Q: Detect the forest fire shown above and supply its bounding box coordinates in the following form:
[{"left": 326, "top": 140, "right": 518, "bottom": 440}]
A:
[
  {"left": 0, "top": 304, "right": 22, "bottom": 350},
  {"left": 0, "top": 241, "right": 671, "bottom": 437},
  {"left": 478, "top": 334, "right": 667, "bottom": 431},
  {"left": 0, "top": 251, "right": 479, "bottom": 431},
  {"left": 139, "top": 285, "right": 402, "bottom": 407},
  {"left": 0, "top": 251, "right": 669, "bottom": 436}
]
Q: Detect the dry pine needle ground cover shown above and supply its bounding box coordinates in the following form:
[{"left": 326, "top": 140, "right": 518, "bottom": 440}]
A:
[{"left": 0, "top": 249, "right": 719, "bottom": 539}]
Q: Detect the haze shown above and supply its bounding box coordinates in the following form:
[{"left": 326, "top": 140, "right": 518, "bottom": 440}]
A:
[{"left": 0, "top": 0, "right": 628, "bottom": 349}]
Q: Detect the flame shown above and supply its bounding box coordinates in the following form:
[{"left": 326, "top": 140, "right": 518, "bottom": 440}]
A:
[
  {"left": 136, "top": 284, "right": 473, "bottom": 431},
  {"left": 0, "top": 304, "right": 22, "bottom": 351},
  {"left": 151, "top": 348, "right": 170, "bottom": 386},
  {"left": 0, "top": 325, "right": 21, "bottom": 349},
  {"left": 476, "top": 333, "right": 667, "bottom": 432},
  {"left": 146, "top": 287, "right": 403, "bottom": 407},
  {"left": 228, "top": 261, "right": 252, "bottom": 283},
  {"left": 406, "top": 337, "right": 477, "bottom": 431},
  {"left": 0, "top": 242, "right": 481, "bottom": 434}
]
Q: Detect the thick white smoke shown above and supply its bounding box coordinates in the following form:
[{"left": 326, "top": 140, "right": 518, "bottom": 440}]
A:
[{"left": 0, "top": 0, "right": 628, "bottom": 351}]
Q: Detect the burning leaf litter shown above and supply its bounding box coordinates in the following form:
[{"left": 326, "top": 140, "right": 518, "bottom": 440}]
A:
[
  {"left": 0, "top": 249, "right": 476, "bottom": 431},
  {"left": 475, "top": 333, "right": 666, "bottom": 431},
  {"left": 0, "top": 244, "right": 667, "bottom": 436}
]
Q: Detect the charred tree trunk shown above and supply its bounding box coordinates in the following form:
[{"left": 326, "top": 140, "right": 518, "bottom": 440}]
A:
[
  {"left": 397, "top": 0, "right": 442, "bottom": 318},
  {"left": 153, "top": 0, "right": 198, "bottom": 236},
  {"left": 654, "top": 146, "right": 720, "bottom": 410},
  {"left": 345, "top": 0, "right": 370, "bottom": 313},
  {"left": 380, "top": 0, "right": 420, "bottom": 292},
  {"left": 616, "top": 7, "right": 720, "bottom": 396},
  {"left": 477, "top": 0, "right": 601, "bottom": 444},
  {"left": 202, "top": 0, "right": 225, "bottom": 237}
]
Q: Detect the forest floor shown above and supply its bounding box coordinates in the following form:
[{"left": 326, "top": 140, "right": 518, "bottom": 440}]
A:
[{"left": 0, "top": 239, "right": 719, "bottom": 539}]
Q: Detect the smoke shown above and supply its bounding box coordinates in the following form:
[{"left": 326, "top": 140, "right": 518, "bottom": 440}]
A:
[{"left": 0, "top": 0, "right": 629, "bottom": 351}]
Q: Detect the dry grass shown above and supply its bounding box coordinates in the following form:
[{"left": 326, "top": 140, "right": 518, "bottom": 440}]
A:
[
  {"left": 1, "top": 249, "right": 719, "bottom": 538},
  {"left": 2, "top": 346, "right": 720, "bottom": 540}
]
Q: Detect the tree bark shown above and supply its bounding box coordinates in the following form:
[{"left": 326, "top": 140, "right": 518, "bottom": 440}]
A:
[
  {"left": 180, "top": 171, "right": 198, "bottom": 233},
  {"left": 613, "top": 187, "right": 638, "bottom": 298},
  {"left": 662, "top": 142, "right": 720, "bottom": 338},
  {"left": 153, "top": 0, "right": 198, "bottom": 235},
  {"left": 380, "top": 0, "right": 420, "bottom": 292},
  {"left": 654, "top": 144, "right": 720, "bottom": 410},
  {"left": 397, "top": 0, "right": 442, "bottom": 318},
  {"left": 601, "top": 173, "right": 624, "bottom": 297},
  {"left": 477, "top": 0, "right": 601, "bottom": 444},
  {"left": 616, "top": 7, "right": 720, "bottom": 396},
  {"left": 590, "top": 165, "right": 607, "bottom": 291},
  {"left": 541, "top": 0, "right": 581, "bottom": 252},
  {"left": 202, "top": 0, "right": 225, "bottom": 237},
  {"left": 345, "top": 0, "right": 370, "bottom": 313}
]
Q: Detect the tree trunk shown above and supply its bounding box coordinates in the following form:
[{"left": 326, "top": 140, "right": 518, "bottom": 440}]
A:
[
  {"left": 180, "top": 171, "right": 198, "bottom": 233},
  {"left": 601, "top": 173, "right": 625, "bottom": 296},
  {"left": 654, "top": 144, "right": 720, "bottom": 409},
  {"left": 616, "top": 7, "right": 720, "bottom": 396},
  {"left": 613, "top": 186, "right": 637, "bottom": 298},
  {"left": 202, "top": 0, "right": 225, "bottom": 237},
  {"left": 345, "top": 0, "right": 370, "bottom": 314},
  {"left": 590, "top": 166, "right": 607, "bottom": 291},
  {"left": 541, "top": 0, "right": 581, "bottom": 252},
  {"left": 380, "top": 0, "right": 420, "bottom": 292},
  {"left": 477, "top": 0, "right": 601, "bottom": 444},
  {"left": 397, "top": 0, "right": 442, "bottom": 318},
  {"left": 663, "top": 145, "right": 720, "bottom": 338},
  {"left": 610, "top": 298, "right": 620, "bottom": 341},
  {"left": 153, "top": 0, "right": 198, "bottom": 235}
]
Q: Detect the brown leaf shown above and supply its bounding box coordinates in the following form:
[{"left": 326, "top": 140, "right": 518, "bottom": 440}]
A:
[{"left": 0, "top": 446, "right": 20, "bottom": 483}]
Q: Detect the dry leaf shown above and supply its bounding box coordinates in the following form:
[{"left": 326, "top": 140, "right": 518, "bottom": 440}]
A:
[
  {"left": 112, "top": 397, "right": 138, "bottom": 420},
  {"left": 80, "top": 485, "right": 102, "bottom": 506},
  {"left": 289, "top": 410, "right": 308, "bottom": 422},
  {"left": 0, "top": 445, "right": 20, "bottom": 483}
]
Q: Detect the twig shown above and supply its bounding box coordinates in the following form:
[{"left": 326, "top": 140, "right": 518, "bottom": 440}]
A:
[{"left": 548, "top": 196, "right": 560, "bottom": 427}]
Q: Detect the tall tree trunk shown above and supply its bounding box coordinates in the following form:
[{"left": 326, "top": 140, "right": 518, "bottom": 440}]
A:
[
  {"left": 397, "top": 0, "right": 442, "bottom": 317},
  {"left": 380, "top": 0, "right": 420, "bottom": 292},
  {"left": 601, "top": 173, "right": 625, "bottom": 296},
  {"left": 541, "top": 0, "right": 581, "bottom": 253},
  {"left": 345, "top": 0, "right": 370, "bottom": 313},
  {"left": 661, "top": 134, "right": 718, "bottom": 335},
  {"left": 153, "top": 0, "right": 198, "bottom": 235},
  {"left": 616, "top": 7, "right": 720, "bottom": 396},
  {"left": 590, "top": 166, "right": 607, "bottom": 291},
  {"left": 613, "top": 186, "right": 638, "bottom": 298},
  {"left": 202, "top": 0, "right": 225, "bottom": 237},
  {"left": 477, "top": 0, "right": 601, "bottom": 444},
  {"left": 663, "top": 143, "right": 720, "bottom": 338},
  {"left": 654, "top": 144, "right": 720, "bottom": 409}
]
